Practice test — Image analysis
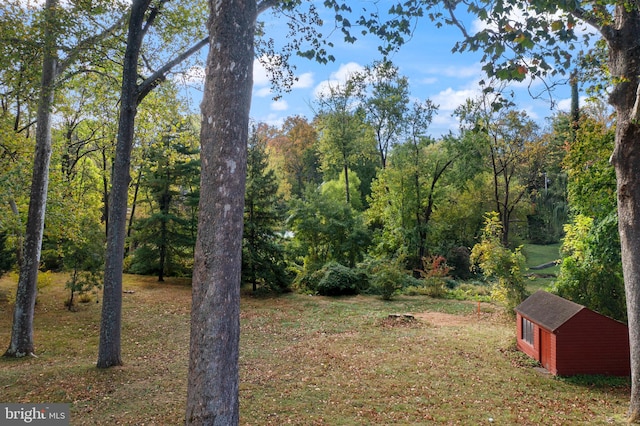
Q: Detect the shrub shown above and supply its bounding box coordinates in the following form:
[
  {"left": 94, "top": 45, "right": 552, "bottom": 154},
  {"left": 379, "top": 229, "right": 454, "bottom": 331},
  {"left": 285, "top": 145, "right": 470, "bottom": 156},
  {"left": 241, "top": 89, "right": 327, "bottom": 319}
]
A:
[
  {"left": 447, "top": 246, "right": 472, "bottom": 280},
  {"left": 291, "top": 264, "right": 325, "bottom": 294},
  {"left": 367, "top": 259, "right": 407, "bottom": 300},
  {"left": 416, "top": 255, "right": 451, "bottom": 298},
  {"left": 471, "top": 212, "right": 528, "bottom": 312},
  {"left": 313, "top": 262, "right": 368, "bottom": 296},
  {"left": 446, "top": 282, "right": 492, "bottom": 302}
]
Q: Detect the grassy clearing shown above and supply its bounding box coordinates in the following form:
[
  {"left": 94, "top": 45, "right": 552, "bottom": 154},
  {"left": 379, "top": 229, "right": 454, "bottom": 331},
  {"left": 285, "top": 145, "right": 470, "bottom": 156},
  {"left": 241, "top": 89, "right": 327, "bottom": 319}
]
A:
[
  {"left": 0, "top": 273, "right": 631, "bottom": 425},
  {"left": 523, "top": 243, "right": 561, "bottom": 292},
  {"left": 522, "top": 243, "right": 561, "bottom": 269}
]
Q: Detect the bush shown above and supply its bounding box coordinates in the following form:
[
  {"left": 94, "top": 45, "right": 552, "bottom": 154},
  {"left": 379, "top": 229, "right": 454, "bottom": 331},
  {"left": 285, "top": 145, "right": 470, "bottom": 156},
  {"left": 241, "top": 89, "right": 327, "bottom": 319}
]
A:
[
  {"left": 416, "top": 255, "right": 451, "bottom": 298},
  {"left": 471, "top": 213, "right": 528, "bottom": 312},
  {"left": 314, "top": 262, "right": 368, "bottom": 296},
  {"left": 292, "top": 265, "right": 324, "bottom": 294},
  {"left": 447, "top": 246, "right": 472, "bottom": 280},
  {"left": 445, "top": 282, "right": 492, "bottom": 302},
  {"left": 367, "top": 259, "right": 407, "bottom": 300}
]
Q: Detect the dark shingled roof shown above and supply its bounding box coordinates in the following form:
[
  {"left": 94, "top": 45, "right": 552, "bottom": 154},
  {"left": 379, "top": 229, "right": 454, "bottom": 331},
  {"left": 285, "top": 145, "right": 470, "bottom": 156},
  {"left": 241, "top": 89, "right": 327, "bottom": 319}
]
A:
[{"left": 514, "top": 290, "right": 584, "bottom": 332}]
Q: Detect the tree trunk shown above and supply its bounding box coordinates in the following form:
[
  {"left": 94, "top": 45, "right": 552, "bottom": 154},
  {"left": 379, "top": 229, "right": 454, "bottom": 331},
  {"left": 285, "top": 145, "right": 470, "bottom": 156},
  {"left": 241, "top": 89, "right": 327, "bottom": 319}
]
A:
[
  {"left": 4, "top": 0, "right": 57, "bottom": 358},
  {"left": 96, "top": 0, "right": 149, "bottom": 368},
  {"left": 9, "top": 199, "right": 23, "bottom": 269},
  {"left": 186, "top": 0, "right": 256, "bottom": 423},
  {"left": 127, "top": 167, "right": 143, "bottom": 244},
  {"left": 606, "top": 6, "right": 640, "bottom": 421},
  {"left": 343, "top": 162, "right": 350, "bottom": 204},
  {"left": 101, "top": 149, "right": 110, "bottom": 233},
  {"left": 158, "top": 212, "right": 167, "bottom": 282}
]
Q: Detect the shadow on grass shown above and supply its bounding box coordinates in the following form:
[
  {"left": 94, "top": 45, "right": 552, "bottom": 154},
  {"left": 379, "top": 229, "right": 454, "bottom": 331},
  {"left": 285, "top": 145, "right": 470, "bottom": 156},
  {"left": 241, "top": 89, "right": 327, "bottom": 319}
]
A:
[{"left": 559, "top": 374, "right": 630, "bottom": 390}]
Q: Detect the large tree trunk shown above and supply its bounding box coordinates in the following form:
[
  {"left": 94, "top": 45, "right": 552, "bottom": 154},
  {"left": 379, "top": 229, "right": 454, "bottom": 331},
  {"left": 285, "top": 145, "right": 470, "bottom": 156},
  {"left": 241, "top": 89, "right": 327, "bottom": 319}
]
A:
[
  {"left": 185, "top": 0, "right": 256, "bottom": 423},
  {"left": 96, "top": 0, "right": 149, "bottom": 368},
  {"left": 4, "top": 0, "right": 58, "bottom": 358},
  {"left": 606, "top": 6, "right": 640, "bottom": 421}
]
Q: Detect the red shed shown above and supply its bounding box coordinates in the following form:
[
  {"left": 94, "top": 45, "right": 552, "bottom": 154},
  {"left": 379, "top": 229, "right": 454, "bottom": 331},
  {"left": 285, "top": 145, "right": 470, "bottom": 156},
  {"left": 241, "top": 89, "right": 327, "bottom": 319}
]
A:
[{"left": 514, "top": 290, "right": 630, "bottom": 376}]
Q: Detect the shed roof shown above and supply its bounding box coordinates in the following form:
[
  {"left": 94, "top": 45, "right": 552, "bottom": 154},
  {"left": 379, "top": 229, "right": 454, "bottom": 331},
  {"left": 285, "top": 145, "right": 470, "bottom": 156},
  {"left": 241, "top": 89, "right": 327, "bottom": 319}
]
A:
[{"left": 515, "top": 290, "right": 584, "bottom": 332}]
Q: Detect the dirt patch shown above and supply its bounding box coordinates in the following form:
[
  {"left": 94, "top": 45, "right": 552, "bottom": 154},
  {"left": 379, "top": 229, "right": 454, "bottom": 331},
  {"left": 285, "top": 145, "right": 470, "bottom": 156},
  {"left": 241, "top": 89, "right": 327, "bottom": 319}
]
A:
[
  {"left": 377, "top": 314, "right": 422, "bottom": 328},
  {"left": 413, "top": 312, "right": 492, "bottom": 327},
  {"left": 413, "top": 311, "right": 475, "bottom": 326}
]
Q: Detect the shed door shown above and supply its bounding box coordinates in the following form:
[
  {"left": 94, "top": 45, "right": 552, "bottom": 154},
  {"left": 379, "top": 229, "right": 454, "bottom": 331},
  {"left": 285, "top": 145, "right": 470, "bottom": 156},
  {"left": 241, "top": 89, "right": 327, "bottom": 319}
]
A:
[{"left": 540, "top": 329, "right": 552, "bottom": 370}]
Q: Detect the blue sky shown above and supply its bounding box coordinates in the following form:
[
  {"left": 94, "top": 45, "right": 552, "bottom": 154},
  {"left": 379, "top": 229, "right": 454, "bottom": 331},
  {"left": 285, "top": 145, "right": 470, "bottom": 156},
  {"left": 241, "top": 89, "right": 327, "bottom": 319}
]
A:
[{"left": 246, "top": 5, "right": 589, "bottom": 138}]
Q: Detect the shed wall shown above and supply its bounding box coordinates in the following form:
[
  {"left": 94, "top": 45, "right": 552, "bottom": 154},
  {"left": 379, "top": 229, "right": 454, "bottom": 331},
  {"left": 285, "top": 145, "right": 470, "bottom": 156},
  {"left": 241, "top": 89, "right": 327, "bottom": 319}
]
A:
[
  {"left": 554, "top": 310, "right": 630, "bottom": 376},
  {"left": 516, "top": 313, "right": 539, "bottom": 360}
]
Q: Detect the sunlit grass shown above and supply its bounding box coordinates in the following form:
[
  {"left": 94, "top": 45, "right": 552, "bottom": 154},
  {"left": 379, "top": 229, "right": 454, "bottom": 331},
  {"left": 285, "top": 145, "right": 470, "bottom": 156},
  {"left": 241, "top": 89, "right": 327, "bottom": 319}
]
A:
[
  {"left": 523, "top": 243, "right": 562, "bottom": 292},
  {"left": 0, "top": 273, "right": 630, "bottom": 425}
]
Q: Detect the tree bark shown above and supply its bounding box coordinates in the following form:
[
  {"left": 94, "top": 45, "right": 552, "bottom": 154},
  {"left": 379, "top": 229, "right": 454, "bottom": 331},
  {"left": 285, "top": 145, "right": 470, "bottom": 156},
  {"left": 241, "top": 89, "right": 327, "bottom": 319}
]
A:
[
  {"left": 185, "top": 0, "right": 256, "bottom": 423},
  {"left": 605, "top": 6, "right": 640, "bottom": 421},
  {"left": 97, "top": 0, "right": 207, "bottom": 368},
  {"left": 4, "top": 0, "right": 58, "bottom": 358},
  {"left": 96, "top": 0, "right": 151, "bottom": 368}
]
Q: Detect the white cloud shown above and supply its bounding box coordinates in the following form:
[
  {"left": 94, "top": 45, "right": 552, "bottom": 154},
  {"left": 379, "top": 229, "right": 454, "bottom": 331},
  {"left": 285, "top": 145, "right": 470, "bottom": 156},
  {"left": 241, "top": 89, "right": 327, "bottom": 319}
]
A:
[
  {"left": 431, "top": 87, "right": 480, "bottom": 112},
  {"left": 271, "top": 99, "right": 288, "bottom": 111},
  {"left": 253, "top": 57, "right": 271, "bottom": 87},
  {"left": 430, "top": 113, "right": 459, "bottom": 136},
  {"left": 436, "top": 63, "right": 483, "bottom": 79},
  {"left": 292, "top": 72, "right": 314, "bottom": 89},
  {"left": 520, "top": 104, "right": 539, "bottom": 120},
  {"left": 258, "top": 113, "right": 285, "bottom": 127},
  {"left": 255, "top": 86, "right": 272, "bottom": 98},
  {"left": 556, "top": 95, "right": 589, "bottom": 112},
  {"left": 418, "top": 77, "right": 438, "bottom": 85},
  {"left": 331, "top": 62, "right": 365, "bottom": 82},
  {"left": 471, "top": 6, "right": 597, "bottom": 38},
  {"left": 313, "top": 62, "right": 365, "bottom": 99}
]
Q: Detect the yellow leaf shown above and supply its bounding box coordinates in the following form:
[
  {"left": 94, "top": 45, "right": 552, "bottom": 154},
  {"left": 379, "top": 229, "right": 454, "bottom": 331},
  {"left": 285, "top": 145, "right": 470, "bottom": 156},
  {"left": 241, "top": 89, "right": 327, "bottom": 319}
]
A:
[{"left": 551, "top": 20, "right": 563, "bottom": 32}]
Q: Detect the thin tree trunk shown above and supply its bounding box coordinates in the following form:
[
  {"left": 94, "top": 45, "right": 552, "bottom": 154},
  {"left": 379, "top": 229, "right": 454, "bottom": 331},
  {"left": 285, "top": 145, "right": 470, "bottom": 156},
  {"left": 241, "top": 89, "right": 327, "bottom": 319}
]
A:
[
  {"left": 186, "top": 0, "right": 256, "bottom": 423},
  {"left": 101, "top": 149, "right": 110, "bottom": 233},
  {"left": 97, "top": 0, "right": 150, "bottom": 368},
  {"left": 9, "top": 199, "right": 23, "bottom": 269},
  {"left": 97, "top": 0, "right": 207, "bottom": 368},
  {"left": 4, "top": 0, "right": 57, "bottom": 358},
  {"left": 127, "top": 167, "right": 143, "bottom": 243},
  {"left": 343, "top": 162, "right": 350, "bottom": 204},
  {"left": 158, "top": 214, "right": 167, "bottom": 282}
]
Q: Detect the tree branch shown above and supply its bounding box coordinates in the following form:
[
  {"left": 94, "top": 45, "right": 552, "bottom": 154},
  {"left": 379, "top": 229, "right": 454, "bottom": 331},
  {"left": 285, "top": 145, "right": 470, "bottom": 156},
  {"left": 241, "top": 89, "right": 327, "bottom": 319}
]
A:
[
  {"left": 57, "top": 12, "right": 128, "bottom": 76},
  {"left": 444, "top": 0, "right": 470, "bottom": 39},
  {"left": 137, "top": 36, "right": 209, "bottom": 103},
  {"left": 567, "top": 5, "right": 610, "bottom": 38},
  {"left": 141, "top": 0, "right": 169, "bottom": 37},
  {"left": 257, "top": 0, "right": 278, "bottom": 15}
]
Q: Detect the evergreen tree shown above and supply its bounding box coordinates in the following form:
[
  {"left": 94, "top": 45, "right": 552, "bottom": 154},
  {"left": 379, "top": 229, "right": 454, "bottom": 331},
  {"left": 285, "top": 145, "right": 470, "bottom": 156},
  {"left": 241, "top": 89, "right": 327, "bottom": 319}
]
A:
[
  {"left": 129, "top": 124, "right": 200, "bottom": 281},
  {"left": 0, "top": 231, "right": 14, "bottom": 277},
  {"left": 242, "top": 129, "right": 289, "bottom": 293}
]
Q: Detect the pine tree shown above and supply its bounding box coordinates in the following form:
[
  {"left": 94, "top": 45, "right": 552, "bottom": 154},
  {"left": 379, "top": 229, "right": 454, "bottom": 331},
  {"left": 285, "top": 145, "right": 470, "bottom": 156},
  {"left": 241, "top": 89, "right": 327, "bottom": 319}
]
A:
[
  {"left": 242, "top": 129, "right": 289, "bottom": 293},
  {"left": 130, "top": 125, "right": 200, "bottom": 281}
]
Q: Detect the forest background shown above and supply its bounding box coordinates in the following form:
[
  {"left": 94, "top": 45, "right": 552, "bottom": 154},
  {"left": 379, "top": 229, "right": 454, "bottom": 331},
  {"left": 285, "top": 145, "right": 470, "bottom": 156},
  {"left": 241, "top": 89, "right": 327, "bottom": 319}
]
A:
[
  {"left": 0, "top": 0, "right": 630, "bottom": 422},
  {"left": 0, "top": 0, "right": 623, "bottom": 319}
]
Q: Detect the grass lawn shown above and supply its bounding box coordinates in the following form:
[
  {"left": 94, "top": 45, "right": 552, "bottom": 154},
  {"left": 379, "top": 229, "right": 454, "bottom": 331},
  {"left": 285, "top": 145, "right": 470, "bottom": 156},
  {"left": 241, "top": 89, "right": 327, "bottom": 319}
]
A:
[
  {"left": 523, "top": 243, "right": 562, "bottom": 292},
  {"left": 0, "top": 273, "right": 631, "bottom": 425}
]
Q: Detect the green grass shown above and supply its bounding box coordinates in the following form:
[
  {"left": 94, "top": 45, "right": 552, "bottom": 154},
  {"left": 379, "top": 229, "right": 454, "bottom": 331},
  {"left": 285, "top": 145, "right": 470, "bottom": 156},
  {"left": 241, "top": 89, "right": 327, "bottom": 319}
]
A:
[
  {"left": 0, "top": 273, "right": 631, "bottom": 425},
  {"left": 522, "top": 243, "right": 561, "bottom": 269},
  {"left": 523, "top": 243, "right": 562, "bottom": 292}
]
